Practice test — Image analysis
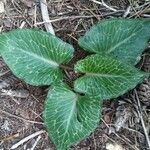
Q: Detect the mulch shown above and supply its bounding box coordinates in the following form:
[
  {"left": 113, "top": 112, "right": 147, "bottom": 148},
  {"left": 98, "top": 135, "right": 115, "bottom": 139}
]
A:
[{"left": 0, "top": 0, "right": 150, "bottom": 150}]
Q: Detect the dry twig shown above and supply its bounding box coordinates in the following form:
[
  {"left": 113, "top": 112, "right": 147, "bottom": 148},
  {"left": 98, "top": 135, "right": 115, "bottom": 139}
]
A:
[
  {"left": 1, "top": 89, "right": 29, "bottom": 98},
  {"left": 123, "top": 6, "right": 131, "bottom": 18},
  {"left": 35, "top": 11, "right": 124, "bottom": 25},
  {"left": 0, "top": 70, "right": 10, "bottom": 77},
  {"left": 40, "top": 0, "right": 55, "bottom": 34},
  {"left": 10, "top": 130, "right": 46, "bottom": 149},
  {"left": 90, "top": 0, "right": 117, "bottom": 12},
  {"left": 0, "top": 109, "right": 44, "bottom": 125},
  {"left": 134, "top": 90, "right": 150, "bottom": 149},
  {"left": 30, "top": 135, "right": 41, "bottom": 150}
]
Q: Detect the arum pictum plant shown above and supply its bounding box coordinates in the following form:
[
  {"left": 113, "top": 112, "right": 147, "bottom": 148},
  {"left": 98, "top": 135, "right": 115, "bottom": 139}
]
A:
[{"left": 0, "top": 19, "right": 150, "bottom": 150}]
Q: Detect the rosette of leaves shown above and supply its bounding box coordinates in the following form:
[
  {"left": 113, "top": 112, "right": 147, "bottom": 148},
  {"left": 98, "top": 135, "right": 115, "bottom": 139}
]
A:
[{"left": 0, "top": 19, "right": 150, "bottom": 150}]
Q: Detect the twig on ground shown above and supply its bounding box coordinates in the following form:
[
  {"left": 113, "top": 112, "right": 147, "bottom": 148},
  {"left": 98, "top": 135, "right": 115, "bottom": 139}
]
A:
[
  {"left": 19, "top": 21, "right": 26, "bottom": 29},
  {"left": 36, "top": 15, "right": 97, "bottom": 25},
  {"left": 0, "top": 70, "right": 10, "bottom": 77},
  {"left": 141, "top": 14, "right": 150, "bottom": 17},
  {"left": 1, "top": 89, "right": 29, "bottom": 98},
  {"left": 35, "top": 10, "right": 124, "bottom": 25},
  {"left": 30, "top": 135, "right": 41, "bottom": 150},
  {"left": 114, "top": 133, "right": 138, "bottom": 150},
  {"left": 40, "top": 0, "right": 55, "bottom": 35},
  {"left": 10, "top": 130, "right": 46, "bottom": 149},
  {"left": 0, "top": 109, "right": 44, "bottom": 125},
  {"left": 123, "top": 6, "right": 131, "bottom": 18},
  {"left": 134, "top": 90, "right": 150, "bottom": 149},
  {"left": 90, "top": 0, "right": 117, "bottom": 12},
  {"left": 34, "top": 4, "right": 37, "bottom": 27},
  {"left": 101, "top": 119, "right": 139, "bottom": 150}
]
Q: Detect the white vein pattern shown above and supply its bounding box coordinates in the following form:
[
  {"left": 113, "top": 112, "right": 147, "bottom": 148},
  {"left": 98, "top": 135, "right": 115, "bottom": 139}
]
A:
[
  {"left": 43, "top": 83, "right": 101, "bottom": 150},
  {"left": 78, "top": 19, "right": 150, "bottom": 64},
  {"left": 0, "top": 29, "right": 74, "bottom": 85},
  {"left": 74, "top": 54, "right": 146, "bottom": 99}
]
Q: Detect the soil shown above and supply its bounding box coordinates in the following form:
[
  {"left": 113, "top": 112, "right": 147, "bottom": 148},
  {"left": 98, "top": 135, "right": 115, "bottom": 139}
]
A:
[{"left": 0, "top": 0, "right": 150, "bottom": 150}]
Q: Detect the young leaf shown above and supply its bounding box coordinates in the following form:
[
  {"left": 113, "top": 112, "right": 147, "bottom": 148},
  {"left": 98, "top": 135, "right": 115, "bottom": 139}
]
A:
[
  {"left": 43, "top": 83, "right": 101, "bottom": 150},
  {"left": 74, "top": 54, "right": 147, "bottom": 100},
  {"left": 78, "top": 19, "right": 150, "bottom": 65},
  {"left": 0, "top": 29, "right": 74, "bottom": 85}
]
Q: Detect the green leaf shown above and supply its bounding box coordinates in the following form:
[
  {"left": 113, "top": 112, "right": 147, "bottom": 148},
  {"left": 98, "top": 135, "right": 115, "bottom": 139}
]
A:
[
  {"left": 0, "top": 29, "right": 74, "bottom": 85},
  {"left": 43, "top": 83, "right": 101, "bottom": 150},
  {"left": 0, "top": 33, "right": 6, "bottom": 56},
  {"left": 74, "top": 54, "right": 147, "bottom": 100},
  {"left": 78, "top": 19, "right": 150, "bottom": 65}
]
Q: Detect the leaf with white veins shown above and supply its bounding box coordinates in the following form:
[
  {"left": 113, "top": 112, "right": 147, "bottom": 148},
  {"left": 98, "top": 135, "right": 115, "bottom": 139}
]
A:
[
  {"left": 78, "top": 19, "right": 150, "bottom": 65},
  {"left": 0, "top": 29, "right": 74, "bottom": 85},
  {"left": 44, "top": 83, "right": 101, "bottom": 150},
  {"left": 74, "top": 54, "right": 147, "bottom": 100}
]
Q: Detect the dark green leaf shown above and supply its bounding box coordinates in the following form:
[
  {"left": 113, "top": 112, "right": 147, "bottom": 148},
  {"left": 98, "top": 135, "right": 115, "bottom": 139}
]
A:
[
  {"left": 0, "top": 29, "right": 74, "bottom": 85},
  {"left": 78, "top": 19, "right": 150, "bottom": 64},
  {"left": 74, "top": 54, "right": 147, "bottom": 100},
  {"left": 44, "top": 83, "right": 101, "bottom": 150}
]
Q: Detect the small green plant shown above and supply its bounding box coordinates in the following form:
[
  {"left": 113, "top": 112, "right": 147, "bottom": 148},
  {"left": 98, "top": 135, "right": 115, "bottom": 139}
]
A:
[{"left": 0, "top": 19, "right": 150, "bottom": 150}]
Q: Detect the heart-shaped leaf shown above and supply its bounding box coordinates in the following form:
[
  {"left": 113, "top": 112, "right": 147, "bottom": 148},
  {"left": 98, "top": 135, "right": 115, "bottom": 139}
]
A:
[
  {"left": 0, "top": 29, "right": 74, "bottom": 85},
  {"left": 43, "top": 83, "right": 101, "bottom": 150},
  {"left": 78, "top": 19, "right": 150, "bottom": 65},
  {"left": 74, "top": 54, "right": 147, "bottom": 100}
]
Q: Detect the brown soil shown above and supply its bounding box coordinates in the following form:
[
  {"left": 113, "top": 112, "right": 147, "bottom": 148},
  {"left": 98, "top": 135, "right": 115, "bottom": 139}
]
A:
[{"left": 0, "top": 0, "right": 150, "bottom": 150}]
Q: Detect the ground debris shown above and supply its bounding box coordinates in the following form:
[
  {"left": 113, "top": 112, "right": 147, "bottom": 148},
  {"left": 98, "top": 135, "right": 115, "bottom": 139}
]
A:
[
  {"left": 0, "top": 80, "right": 9, "bottom": 89},
  {"left": 1, "top": 89, "right": 29, "bottom": 98},
  {"left": 0, "top": 0, "right": 150, "bottom": 149},
  {"left": 0, "top": 1, "right": 5, "bottom": 13},
  {"left": 106, "top": 143, "right": 125, "bottom": 150},
  {"left": 20, "top": 0, "right": 35, "bottom": 8},
  {"left": 138, "top": 78, "right": 150, "bottom": 106},
  {"left": 114, "top": 105, "right": 132, "bottom": 131},
  {"left": 1, "top": 120, "right": 11, "bottom": 132}
]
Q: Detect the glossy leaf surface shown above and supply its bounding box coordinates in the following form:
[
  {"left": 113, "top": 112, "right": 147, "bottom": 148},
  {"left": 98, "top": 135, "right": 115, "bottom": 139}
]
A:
[
  {"left": 44, "top": 83, "right": 101, "bottom": 150},
  {"left": 74, "top": 55, "right": 147, "bottom": 99},
  {"left": 78, "top": 19, "right": 150, "bottom": 64},
  {"left": 0, "top": 29, "right": 74, "bottom": 85}
]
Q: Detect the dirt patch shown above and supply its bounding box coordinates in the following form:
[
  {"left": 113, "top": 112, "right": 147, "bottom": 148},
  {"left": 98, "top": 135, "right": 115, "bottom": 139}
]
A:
[{"left": 0, "top": 0, "right": 150, "bottom": 150}]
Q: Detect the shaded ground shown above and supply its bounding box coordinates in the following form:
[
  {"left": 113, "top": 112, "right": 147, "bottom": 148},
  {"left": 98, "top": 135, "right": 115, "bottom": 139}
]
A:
[{"left": 0, "top": 0, "right": 150, "bottom": 150}]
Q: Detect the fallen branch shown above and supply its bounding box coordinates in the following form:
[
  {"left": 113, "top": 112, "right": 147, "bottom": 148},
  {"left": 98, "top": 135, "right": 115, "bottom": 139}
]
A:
[
  {"left": 40, "top": 0, "right": 55, "bottom": 35},
  {"left": 10, "top": 130, "right": 46, "bottom": 149},
  {"left": 90, "top": 0, "right": 117, "bottom": 12}
]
